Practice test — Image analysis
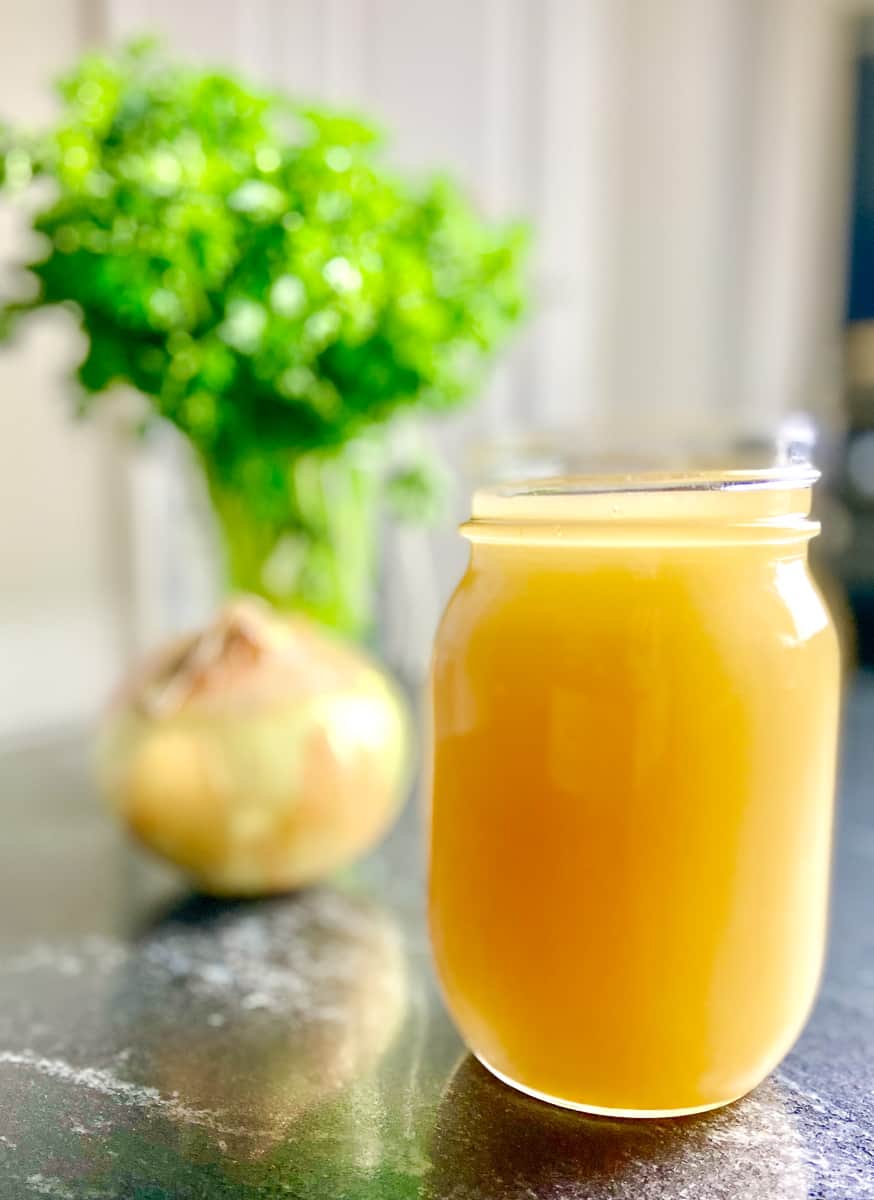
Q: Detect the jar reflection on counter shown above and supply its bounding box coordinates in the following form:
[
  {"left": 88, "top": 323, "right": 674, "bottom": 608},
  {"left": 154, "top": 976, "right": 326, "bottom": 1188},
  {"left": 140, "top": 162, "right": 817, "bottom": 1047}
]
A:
[{"left": 428, "top": 470, "right": 841, "bottom": 1117}]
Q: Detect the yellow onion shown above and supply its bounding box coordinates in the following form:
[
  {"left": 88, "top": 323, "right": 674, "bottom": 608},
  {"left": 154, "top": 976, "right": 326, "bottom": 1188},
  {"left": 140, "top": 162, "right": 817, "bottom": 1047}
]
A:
[{"left": 97, "top": 598, "right": 411, "bottom": 895}]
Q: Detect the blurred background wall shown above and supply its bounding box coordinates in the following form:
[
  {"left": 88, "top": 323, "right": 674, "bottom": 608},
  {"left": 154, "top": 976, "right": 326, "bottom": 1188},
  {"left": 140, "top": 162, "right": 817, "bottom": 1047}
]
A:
[
  {"left": 0, "top": 0, "right": 868, "bottom": 738},
  {"left": 0, "top": 1, "right": 125, "bottom": 739}
]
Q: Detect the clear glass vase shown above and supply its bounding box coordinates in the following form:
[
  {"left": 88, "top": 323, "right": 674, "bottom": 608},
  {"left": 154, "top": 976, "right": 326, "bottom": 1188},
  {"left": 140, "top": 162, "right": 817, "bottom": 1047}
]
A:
[{"left": 203, "top": 440, "right": 383, "bottom": 641}]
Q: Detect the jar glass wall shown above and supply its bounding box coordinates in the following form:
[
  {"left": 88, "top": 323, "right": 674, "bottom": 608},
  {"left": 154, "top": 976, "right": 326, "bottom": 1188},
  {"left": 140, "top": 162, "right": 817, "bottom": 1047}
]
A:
[{"left": 428, "top": 470, "right": 841, "bottom": 1116}]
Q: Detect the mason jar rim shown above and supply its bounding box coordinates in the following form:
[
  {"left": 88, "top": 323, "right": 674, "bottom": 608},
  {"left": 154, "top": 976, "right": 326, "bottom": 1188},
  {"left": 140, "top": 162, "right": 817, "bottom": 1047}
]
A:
[
  {"left": 463, "top": 466, "right": 821, "bottom": 544},
  {"left": 484, "top": 466, "right": 820, "bottom": 501}
]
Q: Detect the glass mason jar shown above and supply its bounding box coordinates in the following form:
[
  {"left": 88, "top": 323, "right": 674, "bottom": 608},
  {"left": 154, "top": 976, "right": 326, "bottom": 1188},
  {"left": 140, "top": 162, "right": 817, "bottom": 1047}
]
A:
[{"left": 428, "top": 469, "right": 841, "bottom": 1117}]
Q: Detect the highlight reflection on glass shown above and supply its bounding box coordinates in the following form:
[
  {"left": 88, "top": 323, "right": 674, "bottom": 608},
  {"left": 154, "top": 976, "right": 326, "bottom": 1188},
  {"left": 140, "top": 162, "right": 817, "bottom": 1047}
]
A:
[{"left": 429, "top": 470, "right": 840, "bottom": 1116}]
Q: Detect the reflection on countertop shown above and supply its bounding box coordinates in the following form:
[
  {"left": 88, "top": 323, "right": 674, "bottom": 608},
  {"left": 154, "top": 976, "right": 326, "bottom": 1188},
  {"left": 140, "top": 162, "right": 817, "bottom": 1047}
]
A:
[{"left": 428, "top": 1056, "right": 810, "bottom": 1199}]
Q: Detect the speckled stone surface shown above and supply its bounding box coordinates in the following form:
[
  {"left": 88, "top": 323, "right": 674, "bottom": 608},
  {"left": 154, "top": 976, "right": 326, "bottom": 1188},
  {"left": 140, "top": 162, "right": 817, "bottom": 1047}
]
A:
[{"left": 0, "top": 675, "right": 872, "bottom": 1199}]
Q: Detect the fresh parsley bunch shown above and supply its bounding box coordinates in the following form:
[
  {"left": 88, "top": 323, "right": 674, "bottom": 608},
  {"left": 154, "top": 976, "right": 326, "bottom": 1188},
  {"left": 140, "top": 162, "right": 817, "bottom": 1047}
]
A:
[{"left": 0, "top": 40, "right": 528, "bottom": 633}]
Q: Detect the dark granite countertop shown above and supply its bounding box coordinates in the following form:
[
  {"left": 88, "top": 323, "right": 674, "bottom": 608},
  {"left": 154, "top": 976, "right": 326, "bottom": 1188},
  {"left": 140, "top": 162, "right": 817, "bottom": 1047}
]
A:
[{"left": 0, "top": 675, "right": 872, "bottom": 1199}]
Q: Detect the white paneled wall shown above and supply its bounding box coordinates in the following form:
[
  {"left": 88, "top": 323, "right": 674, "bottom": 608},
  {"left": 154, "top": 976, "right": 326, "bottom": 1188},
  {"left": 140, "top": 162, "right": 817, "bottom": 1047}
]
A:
[
  {"left": 0, "top": 0, "right": 861, "bottom": 728},
  {"left": 105, "top": 0, "right": 854, "bottom": 433},
  {"left": 0, "top": 0, "right": 127, "bottom": 740},
  {"left": 740, "top": 0, "right": 855, "bottom": 431}
]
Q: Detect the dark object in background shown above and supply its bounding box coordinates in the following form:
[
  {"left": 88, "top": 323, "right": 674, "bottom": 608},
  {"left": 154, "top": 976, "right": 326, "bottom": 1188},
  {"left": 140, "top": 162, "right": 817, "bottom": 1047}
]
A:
[{"left": 838, "top": 20, "right": 874, "bottom": 664}]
